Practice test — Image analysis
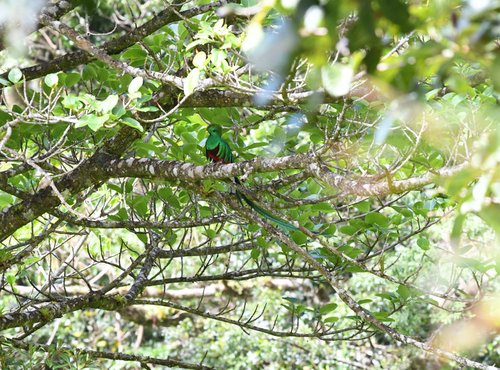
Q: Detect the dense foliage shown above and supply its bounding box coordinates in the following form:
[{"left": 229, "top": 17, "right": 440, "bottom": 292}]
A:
[{"left": 0, "top": 0, "right": 498, "bottom": 368}]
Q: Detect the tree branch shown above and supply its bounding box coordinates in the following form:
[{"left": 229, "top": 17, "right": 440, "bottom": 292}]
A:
[
  {"left": 0, "top": 0, "right": 77, "bottom": 51},
  {"left": 0, "top": 0, "right": 231, "bottom": 83},
  {"left": 0, "top": 153, "right": 465, "bottom": 241},
  {"left": 217, "top": 192, "right": 496, "bottom": 370},
  {"left": 1, "top": 336, "right": 213, "bottom": 370},
  {"left": 102, "top": 157, "right": 465, "bottom": 198}
]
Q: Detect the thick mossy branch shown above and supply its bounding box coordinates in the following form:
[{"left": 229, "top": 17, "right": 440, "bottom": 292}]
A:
[
  {"left": 0, "top": 154, "right": 464, "bottom": 241},
  {"left": 0, "top": 294, "right": 122, "bottom": 331}
]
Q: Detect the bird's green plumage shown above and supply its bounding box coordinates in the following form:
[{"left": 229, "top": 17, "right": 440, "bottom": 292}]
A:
[
  {"left": 206, "top": 124, "right": 234, "bottom": 163},
  {"left": 235, "top": 192, "right": 298, "bottom": 232},
  {"left": 205, "top": 124, "right": 298, "bottom": 232}
]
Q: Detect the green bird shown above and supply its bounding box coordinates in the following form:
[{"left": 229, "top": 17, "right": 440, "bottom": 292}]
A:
[{"left": 205, "top": 124, "right": 298, "bottom": 232}]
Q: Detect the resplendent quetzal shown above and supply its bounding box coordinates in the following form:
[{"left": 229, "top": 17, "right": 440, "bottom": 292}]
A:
[{"left": 205, "top": 124, "right": 298, "bottom": 232}]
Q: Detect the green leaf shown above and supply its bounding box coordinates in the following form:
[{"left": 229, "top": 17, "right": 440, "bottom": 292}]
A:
[
  {"left": 365, "top": 212, "right": 388, "bottom": 227},
  {"left": 82, "top": 64, "right": 97, "bottom": 80},
  {"left": 376, "top": 0, "right": 413, "bottom": 32},
  {"left": 419, "top": 297, "right": 439, "bottom": 306},
  {"left": 251, "top": 247, "right": 260, "bottom": 261},
  {"left": 416, "top": 237, "right": 430, "bottom": 251},
  {"left": 291, "top": 230, "right": 308, "bottom": 245},
  {"left": 193, "top": 51, "right": 207, "bottom": 68},
  {"left": 122, "top": 117, "right": 144, "bottom": 132},
  {"left": 136, "top": 106, "right": 159, "bottom": 112},
  {"left": 87, "top": 114, "right": 109, "bottom": 131},
  {"left": 44, "top": 73, "right": 59, "bottom": 88},
  {"left": 324, "top": 316, "right": 339, "bottom": 323},
  {"left": 184, "top": 68, "right": 200, "bottom": 96},
  {"left": 320, "top": 303, "right": 338, "bottom": 315},
  {"left": 345, "top": 264, "right": 365, "bottom": 273},
  {"left": 8, "top": 68, "right": 22, "bottom": 83},
  {"left": 137, "top": 95, "right": 153, "bottom": 105},
  {"left": 0, "top": 192, "right": 15, "bottom": 208},
  {"left": 425, "top": 88, "right": 440, "bottom": 101},
  {"left": 0, "top": 248, "right": 13, "bottom": 263},
  {"left": 99, "top": 95, "right": 119, "bottom": 113},
  {"left": 23, "top": 256, "right": 41, "bottom": 266},
  {"left": 354, "top": 200, "right": 370, "bottom": 212},
  {"left": 158, "top": 187, "right": 180, "bottom": 208},
  {"left": 313, "top": 202, "right": 334, "bottom": 211},
  {"left": 0, "top": 77, "right": 10, "bottom": 86},
  {"left": 321, "top": 63, "right": 353, "bottom": 97},
  {"left": 78, "top": 93, "right": 96, "bottom": 107},
  {"left": 129, "top": 196, "right": 149, "bottom": 217},
  {"left": 358, "top": 299, "right": 372, "bottom": 304},
  {"left": 6, "top": 273, "right": 15, "bottom": 285},
  {"left": 96, "top": 65, "right": 109, "bottom": 81},
  {"left": 257, "top": 236, "right": 268, "bottom": 248},
  {"left": 282, "top": 296, "right": 301, "bottom": 304},
  {"left": 112, "top": 104, "right": 126, "bottom": 118},
  {"left": 76, "top": 114, "right": 109, "bottom": 131},
  {"left": 128, "top": 76, "right": 143, "bottom": 94},
  {"left": 397, "top": 284, "right": 411, "bottom": 300},
  {"left": 122, "top": 46, "right": 148, "bottom": 62},
  {"left": 186, "top": 39, "right": 206, "bottom": 51},
  {"left": 320, "top": 224, "right": 336, "bottom": 236},
  {"left": 392, "top": 206, "right": 413, "bottom": 217},
  {"left": 211, "top": 49, "right": 227, "bottom": 69},
  {"left": 181, "top": 132, "right": 197, "bottom": 144},
  {"left": 377, "top": 292, "right": 397, "bottom": 302},
  {"left": 339, "top": 225, "right": 357, "bottom": 235},
  {"left": 63, "top": 72, "right": 81, "bottom": 87},
  {"left": 339, "top": 245, "right": 364, "bottom": 258},
  {"left": 62, "top": 95, "right": 82, "bottom": 110},
  {"left": 478, "top": 204, "right": 500, "bottom": 235},
  {"left": 205, "top": 229, "right": 217, "bottom": 239},
  {"left": 372, "top": 311, "right": 394, "bottom": 322}
]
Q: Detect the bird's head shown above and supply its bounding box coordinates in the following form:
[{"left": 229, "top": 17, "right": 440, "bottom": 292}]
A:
[{"left": 207, "top": 124, "right": 222, "bottom": 136}]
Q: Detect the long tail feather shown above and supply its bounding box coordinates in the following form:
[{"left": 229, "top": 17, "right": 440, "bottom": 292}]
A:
[{"left": 236, "top": 190, "right": 298, "bottom": 232}]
